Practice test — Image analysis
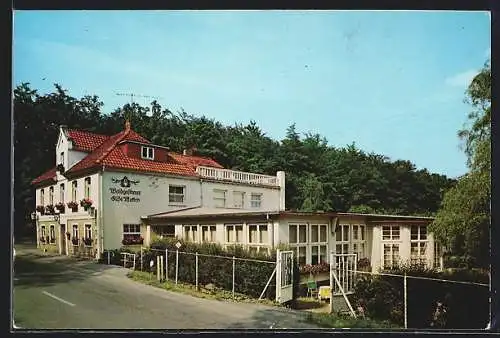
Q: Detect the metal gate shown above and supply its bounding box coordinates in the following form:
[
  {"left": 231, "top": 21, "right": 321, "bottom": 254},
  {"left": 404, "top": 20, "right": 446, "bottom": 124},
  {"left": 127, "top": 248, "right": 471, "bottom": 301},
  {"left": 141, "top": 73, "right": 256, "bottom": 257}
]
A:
[
  {"left": 275, "top": 249, "right": 294, "bottom": 303},
  {"left": 330, "top": 253, "right": 357, "bottom": 295}
]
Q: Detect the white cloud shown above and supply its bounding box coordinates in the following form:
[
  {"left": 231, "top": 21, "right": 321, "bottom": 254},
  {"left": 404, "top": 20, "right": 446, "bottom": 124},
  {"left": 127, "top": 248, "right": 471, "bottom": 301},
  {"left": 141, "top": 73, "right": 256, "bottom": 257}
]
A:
[{"left": 445, "top": 69, "right": 478, "bottom": 88}]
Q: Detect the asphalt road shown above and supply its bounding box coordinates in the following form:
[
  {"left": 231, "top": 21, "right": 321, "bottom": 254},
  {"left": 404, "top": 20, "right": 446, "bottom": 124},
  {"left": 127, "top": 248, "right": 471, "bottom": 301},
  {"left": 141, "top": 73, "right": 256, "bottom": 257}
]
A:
[{"left": 13, "top": 244, "right": 319, "bottom": 330}]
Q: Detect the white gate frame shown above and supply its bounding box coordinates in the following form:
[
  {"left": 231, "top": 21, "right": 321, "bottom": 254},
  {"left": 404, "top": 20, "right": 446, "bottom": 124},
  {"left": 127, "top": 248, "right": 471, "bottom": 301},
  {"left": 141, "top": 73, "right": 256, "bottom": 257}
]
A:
[
  {"left": 275, "top": 249, "right": 294, "bottom": 304},
  {"left": 330, "top": 252, "right": 357, "bottom": 317}
]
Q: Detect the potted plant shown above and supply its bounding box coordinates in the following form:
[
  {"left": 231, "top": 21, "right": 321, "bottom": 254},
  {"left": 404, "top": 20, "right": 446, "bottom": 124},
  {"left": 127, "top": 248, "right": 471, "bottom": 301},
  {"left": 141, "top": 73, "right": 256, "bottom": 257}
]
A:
[
  {"left": 72, "top": 237, "right": 79, "bottom": 246},
  {"left": 55, "top": 202, "right": 65, "bottom": 213},
  {"left": 83, "top": 238, "right": 93, "bottom": 246},
  {"left": 56, "top": 163, "right": 65, "bottom": 173},
  {"left": 45, "top": 204, "right": 55, "bottom": 215},
  {"left": 36, "top": 205, "right": 45, "bottom": 215},
  {"left": 80, "top": 198, "right": 93, "bottom": 211},
  {"left": 67, "top": 201, "right": 78, "bottom": 212}
]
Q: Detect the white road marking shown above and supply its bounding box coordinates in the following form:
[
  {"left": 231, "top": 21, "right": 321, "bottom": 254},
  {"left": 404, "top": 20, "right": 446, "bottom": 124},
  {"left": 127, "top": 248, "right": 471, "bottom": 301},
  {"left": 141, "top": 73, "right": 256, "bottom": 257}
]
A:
[{"left": 42, "top": 291, "right": 76, "bottom": 307}]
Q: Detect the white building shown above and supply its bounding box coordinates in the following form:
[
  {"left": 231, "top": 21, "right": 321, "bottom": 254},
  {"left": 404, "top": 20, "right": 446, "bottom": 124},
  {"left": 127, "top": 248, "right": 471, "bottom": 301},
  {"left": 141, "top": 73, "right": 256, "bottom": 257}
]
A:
[
  {"left": 142, "top": 208, "right": 443, "bottom": 273},
  {"left": 32, "top": 122, "right": 285, "bottom": 259}
]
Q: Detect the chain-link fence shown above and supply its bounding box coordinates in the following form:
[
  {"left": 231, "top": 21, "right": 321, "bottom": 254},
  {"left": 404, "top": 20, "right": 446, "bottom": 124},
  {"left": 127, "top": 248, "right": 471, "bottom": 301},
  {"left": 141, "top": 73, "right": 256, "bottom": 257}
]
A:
[
  {"left": 137, "top": 247, "right": 277, "bottom": 300},
  {"left": 332, "top": 267, "right": 490, "bottom": 329}
]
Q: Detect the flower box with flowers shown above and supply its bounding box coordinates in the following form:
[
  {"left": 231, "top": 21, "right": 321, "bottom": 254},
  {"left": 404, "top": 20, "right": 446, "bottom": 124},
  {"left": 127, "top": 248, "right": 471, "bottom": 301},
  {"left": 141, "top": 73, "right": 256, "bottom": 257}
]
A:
[
  {"left": 67, "top": 201, "right": 78, "bottom": 212},
  {"left": 72, "top": 237, "right": 79, "bottom": 246},
  {"left": 36, "top": 205, "right": 45, "bottom": 215},
  {"left": 80, "top": 198, "right": 93, "bottom": 210},
  {"left": 83, "top": 238, "right": 93, "bottom": 246},
  {"left": 55, "top": 202, "right": 65, "bottom": 213},
  {"left": 299, "top": 261, "right": 331, "bottom": 275},
  {"left": 45, "top": 204, "right": 55, "bottom": 215},
  {"left": 122, "top": 235, "right": 144, "bottom": 246}
]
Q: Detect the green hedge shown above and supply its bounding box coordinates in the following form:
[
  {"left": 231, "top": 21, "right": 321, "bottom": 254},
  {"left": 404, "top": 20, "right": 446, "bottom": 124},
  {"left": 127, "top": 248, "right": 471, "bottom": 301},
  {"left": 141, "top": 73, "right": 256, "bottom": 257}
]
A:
[
  {"left": 141, "top": 239, "right": 300, "bottom": 302},
  {"left": 352, "top": 265, "right": 489, "bottom": 329}
]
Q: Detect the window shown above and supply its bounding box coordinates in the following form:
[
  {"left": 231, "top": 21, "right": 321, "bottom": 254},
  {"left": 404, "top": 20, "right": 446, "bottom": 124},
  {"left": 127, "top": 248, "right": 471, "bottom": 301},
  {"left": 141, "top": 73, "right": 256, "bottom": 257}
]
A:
[
  {"left": 72, "top": 224, "right": 79, "bottom": 239},
  {"left": 169, "top": 185, "right": 185, "bottom": 204},
  {"left": 233, "top": 191, "right": 245, "bottom": 208},
  {"left": 153, "top": 225, "right": 175, "bottom": 238},
  {"left": 49, "top": 225, "right": 56, "bottom": 244},
  {"left": 382, "top": 225, "right": 400, "bottom": 240},
  {"left": 184, "top": 225, "right": 198, "bottom": 242},
  {"left": 213, "top": 189, "right": 226, "bottom": 208},
  {"left": 60, "top": 151, "right": 64, "bottom": 166},
  {"left": 60, "top": 183, "right": 65, "bottom": 203},
  {"left": 123, "top": 224, "right": 141, "bottom": 239},
  {"left": 84, "top": 224, "right": 92, "bottom": 239},
  {"left": 289, "top": 224, "right": 308, "bottom": 265},
  {"left": 201, "top": 225, "right": 217, "bottom": 242},
  {"left": 48, "top": 186, "right": 54, "bottom": 205},
  {"left": 141, "top": 146, "right": 154, "bottom": 160},
  {"left": 410, "top": 225, "right": 428, "bottom": 266},
  {"left": 383, "top": 244, "right": 400, "bottom": 269},
  {"left": 84, "top": 177, "right": 91, "bottom": 199},
  {"left": 382, "top": 225, "right": 401, "bottom": 269},
  {"left": 310, "top": 224, "right": 328, "bottom": 265},
  {"left": 335, "top": 225, "right": 350, "bottom": 254},
  {"left": 248, "top": 224, "right": 268, "bottom": 244},
  {"left": 40, "top": 189, "right": 45, "bottom": 206},
  {"left": 434, "top": 241, "right": 443, "bottom": 270},
  {"left": 72, "top": 181, "right": 77, "bottom": 202},
  {"left": 225, "top": 224, "right": 243, "bottom": 243},
  {"left": 352, "top": 225, "right": 366, "bottom": 259},
  {"left": 40, "top": 225, "right": 46, "bottom": 238},
  {"left": 250, "top": 193, "right": 262, "bottom": 208}
]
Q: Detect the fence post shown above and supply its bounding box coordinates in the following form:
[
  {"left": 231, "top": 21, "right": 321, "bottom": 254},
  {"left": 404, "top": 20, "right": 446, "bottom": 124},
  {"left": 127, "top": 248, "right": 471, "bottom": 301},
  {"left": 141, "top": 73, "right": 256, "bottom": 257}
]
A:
[
  {"left": 107, "top": 251, "right": 110, "bottom": 265},
  {"left": 157, "top": 256, "right": 161, "bottom": 281},
  {"left": 404, "top": 272, "right": 408, "bottom": 329},
  {"left": 140, "top": 246, "right": 143, "bottom": 271},
  {"left": 175, "top": 249, "right": 179, "bottom": 285},
  {"left": 165, "top": 248, "right": 168, "bottom": 281},
  {"left": 123, "top": 253, "right": 127, "bottom": 268},
  {"left": 133, "top": 253, "right": 136, "bottom": 270},
  {"left": 232, "top": 256, "right": 235, "bottom": 298},
  {"left": 195, "top": 252, "right": 199, "bottom": 290}
]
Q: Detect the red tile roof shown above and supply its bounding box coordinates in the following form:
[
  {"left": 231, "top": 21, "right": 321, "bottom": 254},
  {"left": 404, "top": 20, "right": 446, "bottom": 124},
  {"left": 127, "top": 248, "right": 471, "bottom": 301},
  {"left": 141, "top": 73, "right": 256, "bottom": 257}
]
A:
[
  {"left": 168, "top": 152, "right": 224, "bottom": 169},
  {"left": 59, "top": 125, "right": 223, "bottom": 178},
  {"left": 32, "top": 167, "right": 57, "bottom": 186},
  {"left": 66, "top": 130, "right": 109, "bottom": 152}
]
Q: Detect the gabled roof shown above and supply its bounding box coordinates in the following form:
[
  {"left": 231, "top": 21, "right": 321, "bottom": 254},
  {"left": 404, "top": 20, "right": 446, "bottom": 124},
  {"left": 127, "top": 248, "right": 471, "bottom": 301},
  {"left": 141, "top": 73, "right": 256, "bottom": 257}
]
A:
[
  {"left": 66, "top": 129, "right": 109, "bottom": 152},
  {"left": 32, "top": 123, "right": 225, "bottom": 183},
  {"left": 31, "top": 167, "right": 57, "bottom": 186}
]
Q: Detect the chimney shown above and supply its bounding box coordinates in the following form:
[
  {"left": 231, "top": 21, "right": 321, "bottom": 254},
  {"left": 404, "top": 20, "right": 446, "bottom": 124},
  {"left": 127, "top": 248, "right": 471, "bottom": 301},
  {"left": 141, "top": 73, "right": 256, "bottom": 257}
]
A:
[
  {"left": 183, "top": 146, "right": 196, "bottom": 156},
  {"left": 125, "top": 120, "right": 131, "bottom": 131}
]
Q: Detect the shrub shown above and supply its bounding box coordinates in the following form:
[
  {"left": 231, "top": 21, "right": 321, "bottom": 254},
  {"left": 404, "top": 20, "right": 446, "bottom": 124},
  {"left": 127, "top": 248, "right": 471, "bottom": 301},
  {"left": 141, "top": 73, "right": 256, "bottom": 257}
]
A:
[{"left": 352, "top": 265, "right": 489, "bottom": 329}]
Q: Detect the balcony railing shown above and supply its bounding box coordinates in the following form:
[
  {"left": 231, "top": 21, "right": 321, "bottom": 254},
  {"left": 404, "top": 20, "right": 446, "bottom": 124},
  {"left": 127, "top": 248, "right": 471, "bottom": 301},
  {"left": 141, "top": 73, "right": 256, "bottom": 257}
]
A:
[{"left": 196, "top": 166, "right": 279, "bottom": 187}]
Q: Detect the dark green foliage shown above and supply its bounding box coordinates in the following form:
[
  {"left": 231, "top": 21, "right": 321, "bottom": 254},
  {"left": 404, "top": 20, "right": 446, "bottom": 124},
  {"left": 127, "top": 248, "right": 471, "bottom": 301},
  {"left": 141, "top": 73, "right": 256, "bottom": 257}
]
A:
[
  {"left": 143, "top": 238, "right": 278, "bottom": 300},
  {"left": 352, "top": 266, "right": 489, "bottom": 329},
  {"left": 15, "top": 83, "right": 454, "bottom": 239}
]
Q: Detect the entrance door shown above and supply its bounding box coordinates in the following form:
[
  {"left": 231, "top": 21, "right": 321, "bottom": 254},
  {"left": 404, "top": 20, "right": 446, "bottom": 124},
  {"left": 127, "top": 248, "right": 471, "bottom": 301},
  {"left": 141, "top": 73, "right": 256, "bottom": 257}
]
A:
[
  {"left": 60, "top": 224, "right": 67, "bottom": 255},
  {"left": 275, "top": 249, "right": 294, "bottom": 304}
]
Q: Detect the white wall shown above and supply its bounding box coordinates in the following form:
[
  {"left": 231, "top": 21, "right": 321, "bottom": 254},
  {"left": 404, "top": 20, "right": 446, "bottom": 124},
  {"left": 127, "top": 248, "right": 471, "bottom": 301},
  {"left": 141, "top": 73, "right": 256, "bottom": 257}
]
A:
[{"left": 201, "top": 180, "right": 281, "bottom": 210}]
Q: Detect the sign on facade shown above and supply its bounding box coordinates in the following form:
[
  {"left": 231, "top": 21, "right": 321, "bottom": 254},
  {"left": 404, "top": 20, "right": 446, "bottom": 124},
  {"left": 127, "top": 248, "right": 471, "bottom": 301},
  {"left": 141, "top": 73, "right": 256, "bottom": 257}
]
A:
[{"left": 109, "top": 176, "right": 142, "bottom": 203}]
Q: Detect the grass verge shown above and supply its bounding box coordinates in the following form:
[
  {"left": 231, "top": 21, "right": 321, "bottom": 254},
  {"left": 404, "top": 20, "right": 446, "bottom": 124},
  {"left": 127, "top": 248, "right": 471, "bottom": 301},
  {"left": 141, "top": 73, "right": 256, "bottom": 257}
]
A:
[
  {"left": 304, "top": 312, "right": 400, "bottom": 329},
  {"left": 127, "top": 270, "right": 279, "bottom": 306}
]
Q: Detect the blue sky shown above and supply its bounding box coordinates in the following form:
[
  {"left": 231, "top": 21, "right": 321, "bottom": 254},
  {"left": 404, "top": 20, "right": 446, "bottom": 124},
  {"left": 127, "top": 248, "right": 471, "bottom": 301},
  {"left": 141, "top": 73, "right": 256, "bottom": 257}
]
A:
[{"left": 13, "top": 10, "right": 490, "bottom": 178}]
